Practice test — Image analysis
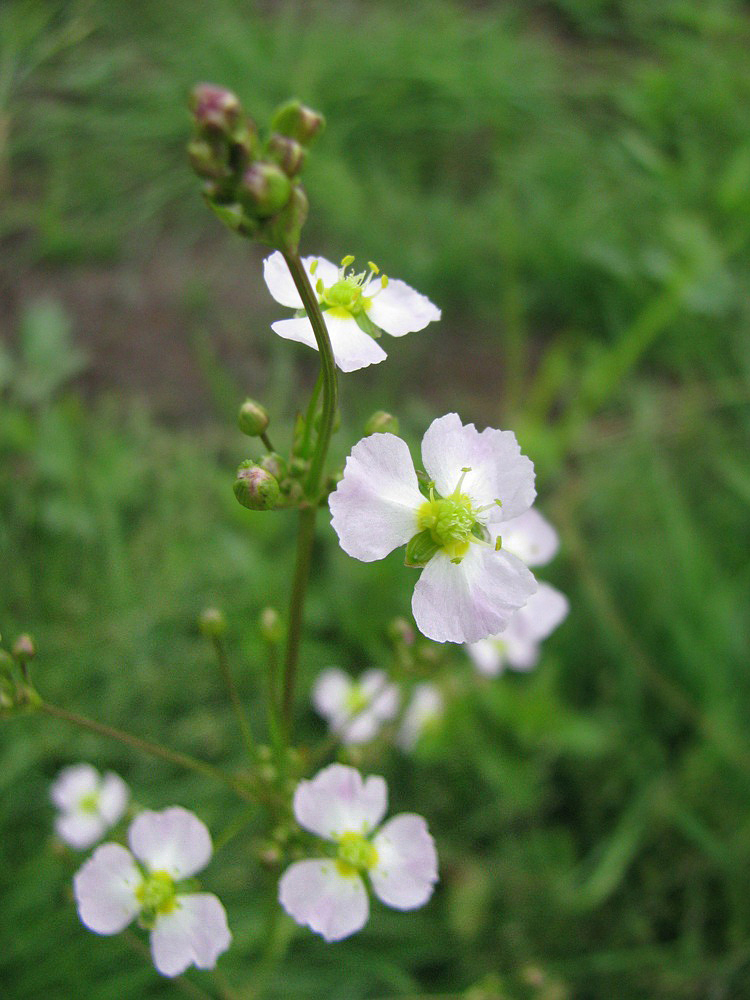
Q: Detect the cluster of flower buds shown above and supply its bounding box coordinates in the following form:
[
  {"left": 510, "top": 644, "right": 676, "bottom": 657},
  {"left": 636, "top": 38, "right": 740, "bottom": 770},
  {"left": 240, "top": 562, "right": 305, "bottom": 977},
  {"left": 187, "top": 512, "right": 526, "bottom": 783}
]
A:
[
  {"left": 188, "top": 85, "right": 324, "bottom": 252},
  {"left": 0, "top": 633, "right": 40, "bottom": 716}
]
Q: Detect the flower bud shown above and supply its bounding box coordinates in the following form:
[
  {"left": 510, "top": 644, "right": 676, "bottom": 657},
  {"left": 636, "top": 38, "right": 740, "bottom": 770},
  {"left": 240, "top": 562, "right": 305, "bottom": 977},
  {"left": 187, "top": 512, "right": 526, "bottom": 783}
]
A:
[
  {"left": 198, "top": 607, "right": 227, "bottom": 638},
  {"left": 271, "top": 100, "right": 325, "bottom": 146},
  {"left": 267, "top": 133, "right": 307, "bottom": 177},
  {"left": 190, "top": 83, "right": 243, "bottom": 134},
  {"left": 364, "top": 411, "right": 399, "bottom": 436},
  {"left": 187, "top": 138, "right": 229, "bottom": 181},
  {"left": 234, "top": 461, "right": 280, "bottom": 510},
  {"left": 12, "top": 634, "right": 36, "bottom": 661},
  {"left": 238, "top": 163, "right": 292, "bottom": 219},
  {"left": 259, "top": 607, "right": 283, "bottom": 643},
  {"left": 387, "top": 617, "right": 415, "bottom": 647},
  {"left": 259, "top": 452, "right": 287, "bottom": 480},
  {"left": 237, "top": 398, "right": 270, "bottom": 436}
]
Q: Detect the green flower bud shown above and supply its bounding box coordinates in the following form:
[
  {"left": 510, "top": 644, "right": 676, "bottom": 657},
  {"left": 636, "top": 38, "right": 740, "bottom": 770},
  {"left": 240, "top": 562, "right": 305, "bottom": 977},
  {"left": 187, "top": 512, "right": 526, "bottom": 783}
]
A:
[
  {"left": 190, "top": 83, "right": 243, "bottom": 135},
  {"left": 387, "top": 617, "right": 415, "bottom": 646},
  {"left": 259, "top": 452, "right": 287, "bottom": 480},
  {"left": 237, "top": 398, "right": 270, "bottom": 436},
  {"left": 259, "top": 607, "right": 283, "bottom": 643},
  {"left": 267, "top": 133, "right": 307, "bottom": 177},
  {"left": 234, "top": 461, "right": 280, "bottom": 511},
  {"left": 12, "top": 634, "right": 36, "bottom": 661},
  {"left": 404, "top": 529, "right": 440, "bottom": 568},
  {"left": 364, "top": 411, "right": 399, "bottom": 436},
  {"left": 238, "top": 163, "right": 292, "bottom": 219},
  {"left": 271, "top": 100, "right": 326, "bottom": 146},
  {"left": 198, "top": 607, "right": 227, "bottom": 638},
  {"left": 188, "top": 138, "right": 229, "bottom": 181}
]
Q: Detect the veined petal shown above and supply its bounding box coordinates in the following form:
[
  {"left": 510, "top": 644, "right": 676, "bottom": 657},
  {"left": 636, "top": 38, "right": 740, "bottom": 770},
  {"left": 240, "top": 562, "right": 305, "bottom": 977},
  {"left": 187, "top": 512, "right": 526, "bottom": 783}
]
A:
[
  {"left": 312, "top": 668, "right": 352, "bottom": 721},
  {"left": 412, "top": 546, "right": 537, "bottom": 644},
  {"left": 150, "top": 893, "right": 231, "bottom": 978},
  {"left": 98, "top": 772, "right": 130, "bottom": 826},
  {"left": 364, "top": 278, "right": 440, "bottom": 337},
  {"left": 293, "top": 764, "right": 387, "bottom": 839},
  {"left": 55, "top": 811, "right": 107, "bottom": 850},
  {"left": 279, "top": 860, "right": 369, "bottom": 942},
  {"left": 263, "top": 252, "right": 338, "bottom": 309},
  {"left": 129, "top": 807, "right": 212, "bottom": 879},
  {"left": 421, "top": 413, "right": 536, "bottom": 521},
  {"left": 271, "top": 313, "right": 387, "bottom": 372},
  {"left": 73, "top": 843, "right": 142, "bottom": 935},
  {"left": 50, "top": 763, "right": 99, "bottom": 812},
  {"left": 370, "top": 814, "right": 438, "bottom": 910},
  {"left": 329, "top": 433, "right": 423, "bottom": 562},
  {"left": 496, "top": 509, "right": 560, "bottom": 567}
]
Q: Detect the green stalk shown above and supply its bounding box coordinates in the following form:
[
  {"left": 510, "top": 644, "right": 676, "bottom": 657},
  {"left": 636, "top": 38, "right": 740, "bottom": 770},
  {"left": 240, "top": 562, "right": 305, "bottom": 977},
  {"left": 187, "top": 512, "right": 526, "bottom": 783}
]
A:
[
  {"left": 212, "top": 634, "right": 255, "bottom": 759},
  {"left": 39, "top": 701, "right": 254, "bottom": 801},
  {"left": 279, "top": 251, "right": 339, "bottom": 732}
]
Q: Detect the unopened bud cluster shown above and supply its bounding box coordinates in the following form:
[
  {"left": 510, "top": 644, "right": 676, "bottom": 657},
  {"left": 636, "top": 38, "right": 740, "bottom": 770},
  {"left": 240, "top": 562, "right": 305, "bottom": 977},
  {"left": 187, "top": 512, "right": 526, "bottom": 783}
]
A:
[
  {"left": 189, "top": 86, "right": 324, "bottom": 252},
  {"left": 0, "top": 634, "right": 40, "bottom": 715}
]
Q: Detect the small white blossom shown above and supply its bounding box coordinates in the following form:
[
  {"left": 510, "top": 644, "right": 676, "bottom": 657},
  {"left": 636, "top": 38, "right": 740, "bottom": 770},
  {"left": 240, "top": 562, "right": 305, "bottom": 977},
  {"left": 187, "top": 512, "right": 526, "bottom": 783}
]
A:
[
  {"left": 467, "top": 582, "right": 569, "bottom": 675},
  {"left": 278, "top": 764, "right": 438, "bottom": 941},
  {"left": 397, "top": 683, "right": 445, "bottom": 751},
  {"left": 497, "top": 508, "right": 560, "bottom": 567},
  {"left": 329, "top": 412, "right": 538, "bottom": 643},
  {"left": 312, "top": 667, "right": 400, "bottom": 745},
  {"left": 263, "top": 251, "right": 440, "bottom": 373},
  {"left": 51, "top": 764, "right": 129, "bottom": 850},
  {"left": 73, "top": 807, "right": 231, "bottom": 978}
]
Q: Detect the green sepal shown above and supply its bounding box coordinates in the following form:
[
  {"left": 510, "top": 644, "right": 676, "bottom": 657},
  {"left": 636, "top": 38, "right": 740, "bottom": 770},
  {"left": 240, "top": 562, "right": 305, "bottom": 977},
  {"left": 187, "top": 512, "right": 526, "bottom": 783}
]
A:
[
  {"left": 355, "top": 311, "right": 381, "bottom": 338},
  {"left": 206, "top": 199, "right": 246, "bottom": 232},
  {"left": 404, "top": 529, "right": 440, "bottom": 568},
  {"left": 471, "top": 522, "right": 491, "bottom": 544}
]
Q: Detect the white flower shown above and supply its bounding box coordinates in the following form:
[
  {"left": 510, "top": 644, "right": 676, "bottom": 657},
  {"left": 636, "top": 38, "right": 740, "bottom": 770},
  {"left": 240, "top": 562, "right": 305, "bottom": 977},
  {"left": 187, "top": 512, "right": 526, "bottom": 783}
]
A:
[
  {"left": 51, "top": 763, "right": 129, "bottom": 850},
  {"left": 278, "top": 763, "right": 438, "bottom": 942},
  {"left": 396, "top": 683, "right": 445, "bottom": 751},
  {"left": 496, "top": 508, "right": 560, "bottom": 567},
  {"left": 73, "top": 806, "right": 231, "bottom": 978},
  {"left": 312, "top": 667, "right": 400, "bottom": 745},
  {"left": 467, "top": 582, "right": 569, "bottom": 675},
  {"left": 263, "top": 251, "right": 440, "bottom": 373},
  {"left": 329, "top": 412, "right": 538, "bottom": 643}
]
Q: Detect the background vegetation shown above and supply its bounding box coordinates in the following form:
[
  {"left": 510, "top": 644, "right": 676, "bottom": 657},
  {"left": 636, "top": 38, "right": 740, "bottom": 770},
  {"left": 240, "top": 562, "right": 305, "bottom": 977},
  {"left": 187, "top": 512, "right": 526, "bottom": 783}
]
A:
[{"left": 2, "top": 1, "right": 750, "bottom": 997}]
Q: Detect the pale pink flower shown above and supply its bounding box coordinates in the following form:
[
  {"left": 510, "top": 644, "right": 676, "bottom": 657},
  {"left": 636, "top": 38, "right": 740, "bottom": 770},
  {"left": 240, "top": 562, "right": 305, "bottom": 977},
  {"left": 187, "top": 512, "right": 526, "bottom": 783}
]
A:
[
  {"left": 51, "top": 764, "right": 129, "bottom": 850},
  {"left": 263, "top": 251, "right": 440, "bottom": 372},
  {"left": 397, "top": 683, "right": 445, "bottom": 751},
  {"left": 312, "top": 667, "right": 399, "bottom": 744},
  {"left": 279, "top": 764, "right": 438, "bottom": 941},
  {"left": 329, "top": 412, "right": 537, "bottom": 643},
  {"left": 73, "top": 807, "right": 231, "bottom": 978}
]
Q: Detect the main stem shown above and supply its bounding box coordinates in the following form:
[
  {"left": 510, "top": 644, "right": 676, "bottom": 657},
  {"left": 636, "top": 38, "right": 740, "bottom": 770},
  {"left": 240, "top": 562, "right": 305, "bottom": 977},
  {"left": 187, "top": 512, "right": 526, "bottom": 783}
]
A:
[{"left": 280, "top": 251, "right": 339, "bottom": 732}]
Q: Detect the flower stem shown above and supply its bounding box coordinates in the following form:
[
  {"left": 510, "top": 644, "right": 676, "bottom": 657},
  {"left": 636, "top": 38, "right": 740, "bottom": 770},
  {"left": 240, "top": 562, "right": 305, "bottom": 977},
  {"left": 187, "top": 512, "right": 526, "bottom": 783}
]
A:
[
  {"left": 212, "top": 634, "right": 255, "bottom": 759},
  {"left": 39, "top": 701, "right": 254, "bottom": 801},
  {"left": 279, "top": 251, "right": 338, "bottom": 734}
]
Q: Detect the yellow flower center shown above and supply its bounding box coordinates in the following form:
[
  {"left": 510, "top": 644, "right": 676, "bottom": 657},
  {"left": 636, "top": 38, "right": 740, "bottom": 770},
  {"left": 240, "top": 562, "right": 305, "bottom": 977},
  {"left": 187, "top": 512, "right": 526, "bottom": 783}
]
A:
[
  {"left": 335, "top": 832, "right": 379, "bottom": 877},
  {"left": 136, "top": 871, "right": 178, "bottom": 915},
  {"left": 78, "top": 792, "right": 100, "bottom": 814},
  {"left": 313, "top": 255, "right": 387, "bottom": 320},
  {"left": 417, "top": 493, "right": 475, "bottom": 562},
  {"left": 344, "top": 684, "right": 370, "bottom": 716}
]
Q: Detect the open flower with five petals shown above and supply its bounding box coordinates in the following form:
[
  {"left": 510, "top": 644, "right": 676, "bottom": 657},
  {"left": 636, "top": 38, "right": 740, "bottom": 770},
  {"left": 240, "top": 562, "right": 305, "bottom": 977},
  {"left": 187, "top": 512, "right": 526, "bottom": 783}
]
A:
[
  {"left": 329, "top": 412, "right": 538, "bottom": 643},
  {"left": 73, "top": 806, "right": 231, "bottom": 978},
  {"left": 263, "top": 251, "right": 440, "bottom": 372},
  {"left": 279, "top": 764, "right": 438, "bottom": 941},
  {"left": 51, "top": 763, "right": 129, "bottom": 850}
]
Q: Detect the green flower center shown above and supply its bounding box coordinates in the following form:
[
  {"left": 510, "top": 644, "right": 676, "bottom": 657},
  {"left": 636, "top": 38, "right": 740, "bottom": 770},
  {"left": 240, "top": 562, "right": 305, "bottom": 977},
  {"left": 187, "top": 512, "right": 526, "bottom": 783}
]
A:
[
  {"left": 335, "top": 832, "right": 379, "bottom": 877},
  {"left": 136, "top": 871, "right": 178, "bottom": 916},
  {"left": 78, "top": 792, "right": 100, "bottom": 814},
  {"left": 344, "top": 684, "right": 370, "bottom": 716},
  {"left": 418, "top": 493, "right": 475, "bottom": 561},
  {"left": 313, "top": 255, "right": 387, "bottom": 319}
]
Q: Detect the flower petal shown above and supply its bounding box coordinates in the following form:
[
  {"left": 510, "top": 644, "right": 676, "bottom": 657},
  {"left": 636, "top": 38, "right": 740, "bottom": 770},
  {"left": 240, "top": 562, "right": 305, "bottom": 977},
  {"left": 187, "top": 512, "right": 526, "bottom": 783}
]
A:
[
  {"left": 128, "top": 807, "right": 212, "bottom": 879},
  {"left": 360, "top": 669, "right": 400, "bottom": 722},
  {"left": 55, "top": 811, "right": 107, "bottom": 850},
  {"left": 150, "top": 893, "right": 231, "bottom": 978},
  {"left": 50, "top": 763, "right": 99, "bottom": 812},
  {"left": 397, "top": 683, "right": 444, "bottom": 751},
  {"left": 364, "top": 278, "right": 440, "bottom": 337},
  {"left": 312, "top": 668, "right": 352, "bottom": 721},
  {"left": 73, "top": 843, "right": 142, "bottom": 935},
  {"left": 420, "top": 413, "right": 536, "bottom": 520},
  {"left": 293, "top": 764, "right": 387, "bottom": 839},
  {"left": 466, "top": 637, "right": 507, "bottom": 677},
  {"left": 271, "top": 313, "right": 387, "bottom": 372},
  {"left": 412, "top": 546, "right": 537, "bottom": 644},
  {"left": 263, "top": 252, "right": 338, "bottom": 309},
  {"left": 496, "top": 509, "right": 560, "bottom": 567},
  {"left": 278, "top": 860, "right": 369, "bottom": 942},
  {"left": 503, "top": 582, "right": 569, "bottom": 669},
  {"left": 329, "top": 433, "right": 424, "bottom": 562},
  {"left": 370, "top": 814, "right": 438, "bottom": 910},
  {"left": 97, "top": 772, "right": 130, "bottom": 826}
]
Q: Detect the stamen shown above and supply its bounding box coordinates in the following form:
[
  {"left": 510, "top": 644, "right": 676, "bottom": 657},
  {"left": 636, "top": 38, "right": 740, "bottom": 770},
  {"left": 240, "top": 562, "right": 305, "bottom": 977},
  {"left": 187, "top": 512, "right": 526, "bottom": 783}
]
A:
[
  {"left": 309, "top": 259, "right": 319, "bottom": 275},
  {"left": 452, "top": 467, "right": 472, "bottom": 496},
  {"left": 340, "top": 254, "right": 355, "bottom": 268},
  {"left": 368, "top": 261, "right": 380, "bottom": 274},
  {"left": 475, "top": 498, "right": 502, "bottom": 514}
]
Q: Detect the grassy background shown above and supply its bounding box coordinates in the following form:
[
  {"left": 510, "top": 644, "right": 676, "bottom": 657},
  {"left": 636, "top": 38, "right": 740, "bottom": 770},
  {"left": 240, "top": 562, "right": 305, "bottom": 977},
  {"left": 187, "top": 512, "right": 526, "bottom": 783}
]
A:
[{"left": 2, "top": 1, "right": 750, "bottom": 997}]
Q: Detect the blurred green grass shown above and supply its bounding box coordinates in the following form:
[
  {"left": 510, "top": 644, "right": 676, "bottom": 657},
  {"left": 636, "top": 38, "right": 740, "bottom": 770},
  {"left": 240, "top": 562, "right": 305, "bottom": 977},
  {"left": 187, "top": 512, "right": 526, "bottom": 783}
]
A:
[{"left": 2, "top": 1, "right": 750, "bottom": 998}]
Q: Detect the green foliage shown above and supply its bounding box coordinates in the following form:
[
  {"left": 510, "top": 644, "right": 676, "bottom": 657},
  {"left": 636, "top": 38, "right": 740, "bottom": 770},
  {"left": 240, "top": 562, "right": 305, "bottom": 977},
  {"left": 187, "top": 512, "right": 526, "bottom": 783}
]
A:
[{"left": 2, "top": 2, "right": 750, "bottom": 999}]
